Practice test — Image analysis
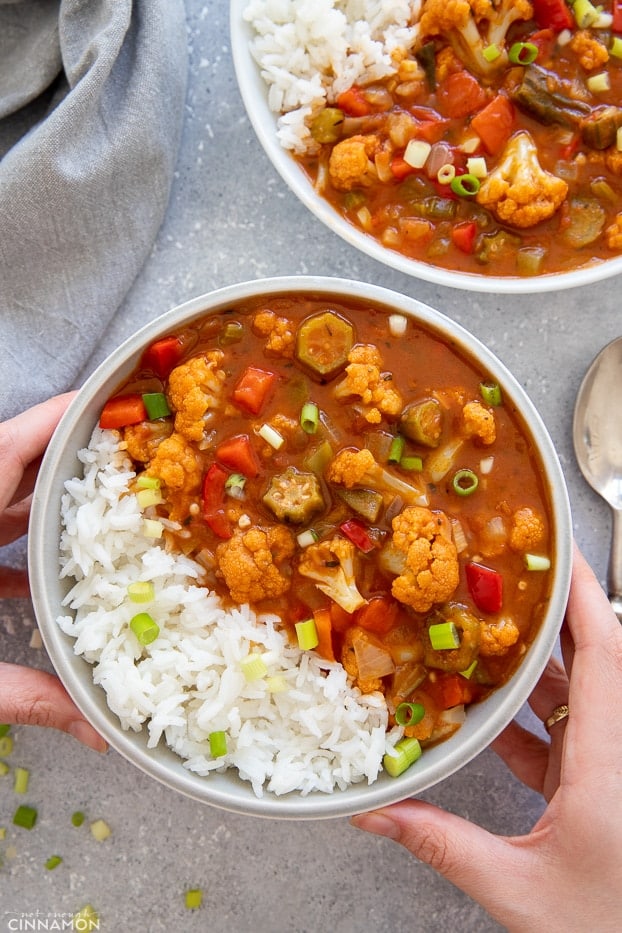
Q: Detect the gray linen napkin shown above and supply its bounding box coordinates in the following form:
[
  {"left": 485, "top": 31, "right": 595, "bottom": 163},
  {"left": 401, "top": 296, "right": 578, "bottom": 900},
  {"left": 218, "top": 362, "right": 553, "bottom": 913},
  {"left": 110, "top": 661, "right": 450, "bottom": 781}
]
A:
[{"left": 0, "top": 0, "right": 188, "bottom": 420}]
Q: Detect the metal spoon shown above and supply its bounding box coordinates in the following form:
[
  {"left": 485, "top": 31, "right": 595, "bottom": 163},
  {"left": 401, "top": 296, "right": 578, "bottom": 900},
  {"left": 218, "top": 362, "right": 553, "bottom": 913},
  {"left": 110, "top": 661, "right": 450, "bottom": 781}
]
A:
[{"left": 573, "top": 335, "right": 622, "bottom": 622}]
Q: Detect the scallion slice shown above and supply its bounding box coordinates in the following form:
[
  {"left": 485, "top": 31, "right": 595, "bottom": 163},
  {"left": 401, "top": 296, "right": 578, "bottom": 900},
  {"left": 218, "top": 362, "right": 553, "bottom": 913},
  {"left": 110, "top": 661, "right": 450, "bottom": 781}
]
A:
[
  {"left": 388, "top": 435, "right": 405, "bottom": 464},
  {"left": 450, "top": 173, "right": 480, "bottom": 197},
  {"left": 508, "top": 41, "right": 538, "bottom": 64},
  {"left": 90, "top": 819, "right": 111, "bottom": 841},
  {"left": 573, "top": 0, "right": 600, "bottom": 27},
  {"left": 295, "top": 617, "right": 319, "bottom": 651},
  {"left": 482, "top": 42, "right": 501, "bottom": 62},
  {"left": 524, "top": 553, "right": 551, "bottom": 571},
  {"left": 460, "top": 659, "right": 478, "bottom": 680},
  {"left": 71, "top": 811, "right": 85, "bottom": 827},
  {"left": 383, "top": 737, "right": 422, "bottom": 777},
  {"left": 266, "top": 675, "right": 288, "bottom": 693},
  {"left": 0, "top": 724, "right": 11, "bottom": 737},
  {"left": 0, "top": 761, "right": 10, "bottom": 777},
  {"left": 0, "top": 736, "right": 13, "bottom": 757},
  {"left": 136, "top": 487, "right": 164, "bottom": 509},
  {"left": 142, "top": 518, "right": 164, "bottom": 539},
  {"left": 13, "top": 767, "right": 29, "bottom": 794},
  {"left": 395, "top": 702, "right": 425, "bottom": 727},
  {"left": 209, "top": 731, "right": 227, "bottom": 758},
  {"left": 452, "top": 469, "right": 479, "bottom": 496},
  {"left": 297, "top": 528, "right": 318, "bottom": 548},
  {"left": 136, "top": 474, "right": 161, "bottom": 490},
  {"left": 241, "top": 653, "right": 268, "bottom": 682},
  {"left": 72, "top": 905, "right": 99, "bottom": 930},
  {"left": 611, "top": 36, "right": 622, "bottom": 60},
  {"left": 127, "top": 581, "right": 155, "bottom": 604},
  {"left": 142, "top": 392, "right": 171, "bottom": 420},
  {"left": 480, "top": 381, "right": 502, "bottom": 406},
  {"left": 400, "top": 455, "right": 423, "bottom": 472},
  {"left": 45, "top": 855, "right": 63, "bottom": 870},
  {"left": 225, "top": 473, "right": 246, "bottom": 498},
  {"left": 258, "top": 423, "right": 284, "bottom": 450},
  {"left": 300, "top": 402, "right": 320, "bottom": 434},
  {"left": 429, "top": 621, "right": 460, "bottom": 651},
  {"left": 13, "top": 804, "right": 37, "bottom": 830},
  {"left": 185, "top": 888, "right": 203, "bottom": 909},
  {"left": 129, "top": 612, "right": 160, "bottom": 646}
]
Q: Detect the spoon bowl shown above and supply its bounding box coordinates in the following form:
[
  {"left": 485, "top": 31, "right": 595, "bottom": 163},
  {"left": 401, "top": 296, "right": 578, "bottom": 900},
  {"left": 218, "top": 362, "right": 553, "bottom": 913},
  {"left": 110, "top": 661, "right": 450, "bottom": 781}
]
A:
[{"left": 573, "top": 336, "right": 622, "bottom": 621}]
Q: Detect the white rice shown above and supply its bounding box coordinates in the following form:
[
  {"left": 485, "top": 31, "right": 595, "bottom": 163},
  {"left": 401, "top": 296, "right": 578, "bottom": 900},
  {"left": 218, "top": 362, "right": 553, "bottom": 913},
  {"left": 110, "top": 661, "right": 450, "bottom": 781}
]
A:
[
  {"left": 57, "top": 428, "right": 397, "bottom": 797},
  {"left": 243, "top": 0, "right": 423, "bottom": 153}
]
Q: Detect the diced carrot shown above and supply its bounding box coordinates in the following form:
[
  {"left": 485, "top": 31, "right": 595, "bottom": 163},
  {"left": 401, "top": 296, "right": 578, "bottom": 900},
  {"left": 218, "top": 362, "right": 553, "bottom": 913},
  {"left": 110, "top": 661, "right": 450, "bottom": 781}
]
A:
[
  {"left": 313, "top": 607, "right": 336, "bottom": 662},
  {"left": 527, "top": 28, "right": 556, "bottom": 62},
  {"left": 424, "top": 673, "right": 477, "bottom": 710},
  {"left": 336, "top": 86, "right": 372, "bottom": 117},
  {"left": 215, "top": 434, "right": 260, "bottom": 478},
  {"left": 470, "top": 94, "right": 515, "bottom": 156},
  {"left": 141, "top": 335, "right": 183, "bottom": 379},
  {"left": 390, "top": 155, "right": 415, "bottom": 180},
  {"left": 231, "top": 366, "right": 277, "bottom": 415},
  {"left": 355, "top": 595, "right": 399, "bottom": 637},
  {"left": 99, "top": 395, "right": 147, "bottom": 429},
  {"left": 436, "top": 71, "right": 488, "bottom": 120}
]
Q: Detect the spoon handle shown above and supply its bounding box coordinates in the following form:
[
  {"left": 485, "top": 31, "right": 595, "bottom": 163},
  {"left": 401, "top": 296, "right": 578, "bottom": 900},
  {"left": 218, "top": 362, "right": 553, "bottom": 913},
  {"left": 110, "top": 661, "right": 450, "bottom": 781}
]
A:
[{"left": 609, "top": 508, "right": 622, "bottom": 623}]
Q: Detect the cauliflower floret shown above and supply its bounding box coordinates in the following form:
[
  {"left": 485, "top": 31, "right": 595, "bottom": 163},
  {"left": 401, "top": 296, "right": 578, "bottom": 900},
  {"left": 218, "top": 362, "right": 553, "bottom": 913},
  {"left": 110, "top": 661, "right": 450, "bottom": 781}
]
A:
[
  {"left": 509, "top": 506, "right": 545, "bottom": 552},
  {"left": 476, "top": 131, "right": 568, "bottom": 228},
  {"left": 123, "top": 420, "right": 173, "bottom": 463},
  {"left": 167, "top": 352, "right": 226, "bottom": 442},
  {"left": 326, "top": 447, "right": 428, "bottom": 507},
  {"left": 605, "top": 148, "right": 622, "bottom": 177},
  {"left": 419, "top": 0, "right": 533, "bottom": 78},
  {"left": 334, "top": 344, "right": 403, "bottom": 424},
  {"left": 297, "top": 536, "right": 367, "bottom": 614},
  {"left": 479, "top": 616, "right": 520, "bottom": 656},
  {"left": 569, "top": 30, "right": 609, "bottom": 71},
  {"left": 606, "top": 212, "right": 622, "bottom": 251},
  {"left": 146, "top": 431, "right": 202, "bottom": 521},
  {"left": 383, "top": 506, "right": 459, "bottom": 613},
  {"left": 252, "top": 310, "right": 295, "bottom": 359},
  {"left": 328, "top": 134, "right": 379, "bottom": 191},
  {"left": 215, "top": 525, "right": 295, "bottom": 604},
  {"left": 462, "top": 400, "right": 496, "bottom": 445}
]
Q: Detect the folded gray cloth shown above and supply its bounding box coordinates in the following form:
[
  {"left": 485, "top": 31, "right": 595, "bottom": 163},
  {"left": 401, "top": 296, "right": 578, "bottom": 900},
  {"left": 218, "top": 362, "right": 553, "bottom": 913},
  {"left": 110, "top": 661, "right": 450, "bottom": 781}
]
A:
[{"left": 0, "top": 0, "right": 188, "bottom": 420}]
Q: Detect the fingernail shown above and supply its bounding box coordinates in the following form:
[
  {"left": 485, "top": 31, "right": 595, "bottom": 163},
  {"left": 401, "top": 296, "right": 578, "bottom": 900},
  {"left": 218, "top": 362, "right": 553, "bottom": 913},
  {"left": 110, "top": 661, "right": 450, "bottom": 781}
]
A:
[
  {"left": 68, "top": 720, "right": 108, "bottom": 754},
  {"left": 351, "top": 811, "right": 400, "bottom": 840}
]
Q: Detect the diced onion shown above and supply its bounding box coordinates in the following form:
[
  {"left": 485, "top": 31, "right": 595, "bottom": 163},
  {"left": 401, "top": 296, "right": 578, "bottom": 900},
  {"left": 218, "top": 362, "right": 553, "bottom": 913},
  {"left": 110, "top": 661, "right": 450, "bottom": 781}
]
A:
[
  {"left": 479, "top": 456, "right": 494, "bottom": 475},
  {"left": 388, "top": 313, "right": 408, "bottom": 337},
  {"left": 353, "top": 638, "right": 395, "bottom": 680},
  {"left": 587, "top": 72, "right": 610, "bottom": 93},
  {"left": 297, "top": 529, "right": 318, "bottom": 548},
  {"left": 466, "top": 156, "right": 487, "bottom": 178}
]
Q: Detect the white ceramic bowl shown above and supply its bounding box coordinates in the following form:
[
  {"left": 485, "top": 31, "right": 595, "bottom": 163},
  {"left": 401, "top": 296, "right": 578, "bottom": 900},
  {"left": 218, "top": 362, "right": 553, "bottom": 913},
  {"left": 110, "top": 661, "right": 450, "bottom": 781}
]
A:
[
  {"left": 29, "top": 276, "right": 572, "bottom": 819},
  {"left": 230, "top": 0, "right": 622, "bottom": 294}
]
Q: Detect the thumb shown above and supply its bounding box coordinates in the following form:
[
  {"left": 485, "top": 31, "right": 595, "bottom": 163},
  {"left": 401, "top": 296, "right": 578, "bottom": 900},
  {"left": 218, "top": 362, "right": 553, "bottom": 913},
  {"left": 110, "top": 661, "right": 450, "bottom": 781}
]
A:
[
  {"left": 0, "top": 663, "right": 107, "bottom": 753},
  {"left": 352, "top": 799, "right": 531, "bottom": 923}
]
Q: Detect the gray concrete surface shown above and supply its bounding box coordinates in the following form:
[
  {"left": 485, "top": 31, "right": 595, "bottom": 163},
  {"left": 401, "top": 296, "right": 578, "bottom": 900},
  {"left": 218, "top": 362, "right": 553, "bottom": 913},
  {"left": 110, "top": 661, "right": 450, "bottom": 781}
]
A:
[{"left": 1, "top": 2, "right": 620, "bottom": 930}]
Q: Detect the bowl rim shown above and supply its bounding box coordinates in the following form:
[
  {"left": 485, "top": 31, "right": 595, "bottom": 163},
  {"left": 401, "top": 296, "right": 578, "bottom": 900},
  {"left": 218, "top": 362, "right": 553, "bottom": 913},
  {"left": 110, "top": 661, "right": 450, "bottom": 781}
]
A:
[
  {"left": 28, "top": 275, "right": 573, "bottom": 819},
  {"left": 229, "top": 0, "right": 622, "bottom": 295}
]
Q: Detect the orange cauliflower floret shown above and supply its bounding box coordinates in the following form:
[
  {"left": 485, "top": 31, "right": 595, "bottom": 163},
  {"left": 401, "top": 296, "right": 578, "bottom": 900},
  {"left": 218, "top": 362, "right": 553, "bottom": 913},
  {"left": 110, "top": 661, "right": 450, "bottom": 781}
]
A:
[
  {"left": 476, "top": 131, "right": 568, "bottom": 228},
  {"left": 326, "top": 447, "right": 429, "bottom": 507},
  {"left": 479, "top": 616, "right": 520, "bottom": 656},
  {"left": 167, "top": 352, "right": 226, "bottom": 442},
  {"left": 569, "top": 30, "right": 609, "bottom": 71},
  {"left": 123, "top": 420, "right": 172, "bottom": 463},
  {"left": 252, "top": 310, "right": 295, "bottom": 359},
  {"left": 383, "top": 506, "right": 459, "bottom": 613},
  {"left": 509, "top": 506, "right": 545, "bottom": 552},
  {"left": 333, "top": 344, "right": 403, "bottom": 424},
  {"left": 215, "top": 525, "right": 295, "bottom": 604},
  {"left": 462, "top": 400, "right": 496, "bottom": 445},
  {"left": 328, "top": 134, "right": 379, "bottom": 191},
  {"left": 297, "top": 536, "right": 367, "bottom": 614},
  {"left": 606, "top": 212, "right": 622, "bottom": 251},
  {"left": 146, "top": 431, "right": 202, "bottom": 521},
  {"left": 605, "top": 149, "right": 622, "bottom": 177}
]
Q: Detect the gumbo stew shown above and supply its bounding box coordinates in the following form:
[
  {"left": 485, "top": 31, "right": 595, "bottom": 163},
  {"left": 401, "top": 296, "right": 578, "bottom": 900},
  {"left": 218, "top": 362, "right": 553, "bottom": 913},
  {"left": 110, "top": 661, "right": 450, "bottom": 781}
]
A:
[{"left": 100, "top": 294, "right": 554, "bottom": 760}]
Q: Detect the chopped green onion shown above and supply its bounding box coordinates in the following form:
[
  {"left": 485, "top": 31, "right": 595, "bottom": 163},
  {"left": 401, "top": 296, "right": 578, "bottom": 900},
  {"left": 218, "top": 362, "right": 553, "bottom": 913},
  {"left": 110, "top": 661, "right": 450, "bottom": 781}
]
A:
[
  {"left": 395, "top": 702, "right": 426, "bottom": 727},
  {"left": 572, "top": 0, "right": 600, "bottom": 28},
  {"left": 142, "top": 392, "right": 171, "bottom": 420},
  {"left": 142, "top": 518, "right": 164, "bottom": 539},
  {"left": 383, "top": 737, "right": 422, "bottom": 777},
  {"left": 0, "top": 724, "right": 10, "bottom": 737},
  {"left": 460, "top": 659, "right": 478, "bottom": 680},
  {"left": 136, "top": 487, "right": 164, "bottom": 509},
  {"left": 13, "top": 767, "right": 29, "bottom": 794},
  {"left": 0, "top": 761, "right": 9, "bottom": 777},
  {"left": 241, "top": 653, "right": 268, "bottom": 682},
  {"left": 437, "top": 163, "right": 456, "bottom": 184},
  {"left": 71, "top": 810, "right": 85, "bottom": 827},
  {"left": 136, "top": 474, "right": 161, "bottom": 490},
  {"left": 266, "top": 675, "right": 288, "bottom": 693},
  {"left": 297, "top": 528, "right": 318, "bottom": 548},
  {"left": 482, "top": 42, "right": 501, "bottom": 62},
  {"left": 185, "top": 888, "right": 203, "bottom": 909},
  {"left": 209, "top": 730, "right": 227, "bottom": 758},
  {"left": 524, "top": 553, "right": 551, "bottom": 571},
  {"left": 450, "top": 173, "right": 480, "bottom": 197},
  {"left": 429, "top": 621, "right": 460, "bottom": 651},
  {"left": 508, "top": 41, "right": 538, "bottom": 65},
  {"left": 225, "top": 472, "right": 246, "bottom": 498},
  {"left": 127, "top": 581, "right": 155, "bottom": 604},
  {"left": 219, "top": 320, "right": 244, "bottom": 345},
  {"left": 295, "top": 617, "right": 319, "bottom": 651},
  {"left": 479, "top": 381, "right": 502, "bottom": 406},
  {"left": 611, "top": 36, "right": 622, "bottom": 60},
  {"left": 13, "top": 804, "right": 37, "bottom": 830},
  {"left": 466, "top": 156, "right": 487, "bottom": 178},
  {"left": 72, "top": 905, "right": 99, "bottom": 931},
  {"left": 388, "top": 435, "right": 405, "bottom": 464},
  {"left": 300, "top": 401, "right": 320, "bottom": 434},
  {"left": 258, "top": 423, "right": 284, "bottom": 450},
  {"left": 452, "top": 469, "right": 479, "bottom": 496},
  {"left": 0, "top": 736, "right": 13, "bottom": 757},
  {"left": 0, "top": 827, "right": 6, "bottom": 839},
  {"left": 587, "top": 71, "right": 610, "bottom": 93},
  {"left": 400, "top": 455, "right": 423, "bottom": 472},
  {"left": 129, "top": 612, "right": 160, "bottom": 646},
  {"left": 45, "top": 855, "right": 63, "bottom": 870},
  {"left": 90, "top": 818, "right": 111, "bottom": 841}
]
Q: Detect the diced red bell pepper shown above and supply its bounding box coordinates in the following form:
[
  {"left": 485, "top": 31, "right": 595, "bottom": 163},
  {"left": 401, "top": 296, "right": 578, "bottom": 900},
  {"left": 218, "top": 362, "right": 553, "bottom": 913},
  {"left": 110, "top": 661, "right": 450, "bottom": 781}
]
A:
[
  {"left": 141, "top": 335, "right": 184, "bottom": 379},
  {"left": 99, "top": 395, "right": 147, "bottom": 429},
  {"left": 355, "top": 595, "right": 399, "bottom": 637},
  {"left": 527, "top": 28, "right": 557, "bottom": 62},
  {"left": 613, "top": 0, "right": 622, "bottom": 31},
  {"left": 202, "top": 463, "right": 232, "bottom": 539},
  {"left": 339, "top": 518, "right": 375, "bottom": 553},
  {"left": 336, "top": 86, "right": 373, "bottom": 117},
  {"left": 452, "top": 221, "right": 477, "bottom": 254},
  {"left": 470, "top": 94, "right": 515, "bottom": 156},
  {"left": 215, "top": 434, "right": 260, "bottom": 478},
  {"left": 425, "top": 673, "right": 478, "bottom": 709},
  {"left": 465, "top": 561, "right": 503, "bottom": 613},
  {"left": 436, "top": 71, "right": 488, "bottom": 120},
  {"left": 390, "top": 155, "right": 415, "bottom": 180},
  {"left": 231, "top": 366, "right": 277, "bottom": 415},
  {"left": 532, "top": 0, "right": 574, "bottom": 32}
]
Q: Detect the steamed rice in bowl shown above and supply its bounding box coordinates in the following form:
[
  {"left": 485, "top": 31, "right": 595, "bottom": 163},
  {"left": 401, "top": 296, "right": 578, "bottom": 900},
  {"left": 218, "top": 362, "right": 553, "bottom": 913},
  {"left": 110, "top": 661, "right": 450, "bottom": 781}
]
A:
[{"left": 29, "top": 277, "right": 572, "bottom": 818}]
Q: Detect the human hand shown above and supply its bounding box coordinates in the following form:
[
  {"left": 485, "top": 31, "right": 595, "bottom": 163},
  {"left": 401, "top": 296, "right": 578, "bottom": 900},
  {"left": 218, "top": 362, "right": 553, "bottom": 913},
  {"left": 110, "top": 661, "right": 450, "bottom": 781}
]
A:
[
  {"left": 351, "top": 543, "right": 622, "bottom": 932},
  {"left": 0, "top": 394, "right": 107, "bottom": 753}
]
